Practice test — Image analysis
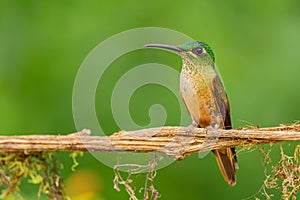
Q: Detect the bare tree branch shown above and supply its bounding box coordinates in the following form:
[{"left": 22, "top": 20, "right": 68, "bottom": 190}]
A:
[{"left": 0, "top": 124, "right": 299, "bottom": 160}]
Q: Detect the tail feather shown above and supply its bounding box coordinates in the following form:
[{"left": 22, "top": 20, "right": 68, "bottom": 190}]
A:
[{"left": 213, "top": 148, "right": 236, "bottom": 186}]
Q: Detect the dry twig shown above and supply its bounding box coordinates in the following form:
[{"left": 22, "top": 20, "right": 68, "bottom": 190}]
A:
[{"left": 0, "top": 124, "right": 299, "bottom": 160}]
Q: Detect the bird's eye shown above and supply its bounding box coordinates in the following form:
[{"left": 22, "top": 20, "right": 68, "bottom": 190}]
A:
[{"left": 192, "top": 47, "right": 203, "bottom": 55}]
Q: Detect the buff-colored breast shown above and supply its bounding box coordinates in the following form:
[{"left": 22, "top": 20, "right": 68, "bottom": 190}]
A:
[{"left": 180, "top": 66, "right": 214, "bottom": 128}]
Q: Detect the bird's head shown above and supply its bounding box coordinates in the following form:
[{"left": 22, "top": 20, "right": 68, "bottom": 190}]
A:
[{"left": 145, "top": 41, "right": 215, "bottom": 67}]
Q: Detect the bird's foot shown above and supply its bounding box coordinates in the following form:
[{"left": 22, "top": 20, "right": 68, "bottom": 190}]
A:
[
  {"left": 186, "top": 121, "right": 198, "bottom": 134},
  {"left": 203, "top": 125, "right": 222, "bottom": 141},
  {"left": 203, "top": 125, "right": 214, "bottom": 134}
]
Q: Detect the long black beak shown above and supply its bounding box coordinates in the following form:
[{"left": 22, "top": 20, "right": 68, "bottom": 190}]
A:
[{"left": 144, "top": 43, "right": 182, "bottom": 52}]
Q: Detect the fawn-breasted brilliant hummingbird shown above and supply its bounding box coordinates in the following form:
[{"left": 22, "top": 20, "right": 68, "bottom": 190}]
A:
[{"left": 145, "top": 41, "right": 238, "bottom": 185}]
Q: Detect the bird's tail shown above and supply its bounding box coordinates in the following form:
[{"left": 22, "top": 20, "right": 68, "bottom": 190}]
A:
[{"left": 213, "top": 148, "right": 237, "bottom": 186}]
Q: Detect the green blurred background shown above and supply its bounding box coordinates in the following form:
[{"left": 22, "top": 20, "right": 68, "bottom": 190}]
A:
[{"left": 1, "top": 0, "right": 300, "bottom": 199}]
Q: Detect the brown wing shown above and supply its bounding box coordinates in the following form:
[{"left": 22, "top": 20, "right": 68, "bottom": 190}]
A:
[
  {"left": 210, "top": 75, "right": 230, "bottom": 129},
  {"left": 211, "top": 75, "right": 238, "bottom": 186}
]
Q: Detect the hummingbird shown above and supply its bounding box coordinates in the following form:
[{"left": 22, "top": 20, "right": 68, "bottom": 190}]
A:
[{"left": 145, "top": 41, "right": 238, "bottom": 185}]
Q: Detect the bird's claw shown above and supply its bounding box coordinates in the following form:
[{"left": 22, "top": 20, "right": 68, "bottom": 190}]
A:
[
  {"left": 186, "top": 121, "right": 198, "bottom": 134},
  {"left": 203, "top": 126, "right": 214, "bottom": 134}
]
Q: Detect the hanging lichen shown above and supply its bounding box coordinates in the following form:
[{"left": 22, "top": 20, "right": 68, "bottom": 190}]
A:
[
  {"left": 253, "top": 143, "right": 300, "bottom": 200},
  {"left": 0, "top": 152, "right": 65, "bottom": 199}
]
